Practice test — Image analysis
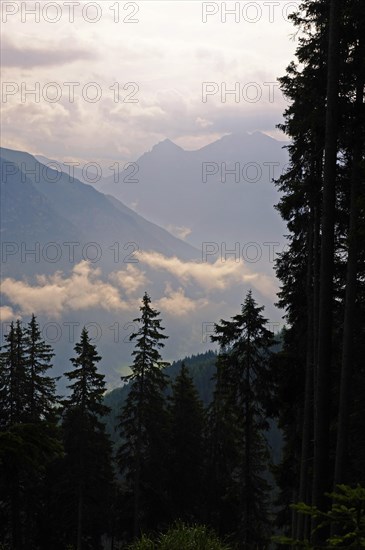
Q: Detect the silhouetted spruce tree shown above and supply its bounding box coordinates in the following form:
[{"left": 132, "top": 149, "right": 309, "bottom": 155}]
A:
[
  {"left": 23, "top": 314, "right": 58, "bottom": 423},
  {"left": 209, "top": 291, "right": 275, "bottom": 549},
  {"left": 0, "top": 317, "right": 61, "bottom": 549},
  {"left": 167, "top": 362, "right": 205, "bottom": 523},
  {"left": 0, "top": 320, "right": 26, "bottom": 549},
  {"left": 0, "top": 316, "right": 58, "bottom": 427},
  {"left": 61, "top": 328, "right": 113, "bottom": 550},
  {"left": 0, "top": 320, "right": 27, "bottom": 428},
  {"left": 22, "top": 315, "right": 60, "bottom": 549},
  {"left": 117, "top": 292, "right": 169, "bottom": 538}
]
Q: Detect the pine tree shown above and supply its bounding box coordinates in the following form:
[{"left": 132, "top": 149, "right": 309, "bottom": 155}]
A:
[
  {"left": 62, "top": 328, "right": 113, "bottom": 550},
  {"left": 0, "top": 320, "right": 27, "bottom": 428},
  {"left": 23, "top": 314, "right": 58, "bottom": 423},
  {"left": 0, "top": 318, "right": 61, "bottom": 549},
  {"left": 117, "top": 292, "right": 169, "bottom": 537},
  {"left": 209, "top": 291, "right": 275, "bottom": 549},
  {"left": 0, "top": 320, "right": 27, "bottom": 549},
  {"left": 167, "top": 362, "right": 205, "bottom": 522}
]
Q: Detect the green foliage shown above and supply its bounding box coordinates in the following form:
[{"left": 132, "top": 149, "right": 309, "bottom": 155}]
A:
[
  {"left": 128, "top": 523, "right": 231, "bottom": 550},
  {"left": 64, "top": 327, "right": 110, "bottom": 422},
  {"left": 272, "top": 485, "right": 365, "bottom": 549},
  {"left": 128, "top": 534, "right": 156, "bottom": 550},
  {"left": 0, "top": 422, "right": 62, "bottom": 469}
]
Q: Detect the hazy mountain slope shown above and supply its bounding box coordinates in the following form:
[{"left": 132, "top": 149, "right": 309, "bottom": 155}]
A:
[
  {"left": 35, "top": 154, "right": 95, "bottom": 185},
  {"left": 99, "top": 132, "right": 289, "bottom": 253},
  {"left": 0, "top": 148, "right": 199, "bottom": 276},
  {"left": 0, "top": 156, "right": 86, "bottom": 277},
  {"left": 0, "top": 144, "right": 284, "bottom": 384},
  {"left": 106, "top": 194, "right": 200, "bottom": 260}
]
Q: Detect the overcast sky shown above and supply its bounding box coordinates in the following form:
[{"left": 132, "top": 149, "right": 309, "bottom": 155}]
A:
[
  {"left": 1, "top": 0, "right": 299, "bottom": 165},
  {"left": 1, "top": 1, "right": 301, "bottom": 369}
]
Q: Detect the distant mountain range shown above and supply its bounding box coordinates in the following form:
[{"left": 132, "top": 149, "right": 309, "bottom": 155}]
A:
[
  {"left": 0, "top": 134, "right": 287, "bottom": 386},
  {"left": 0, "top": 147, "right": 198, "bottom": 277},
  {"left": 93, "top": 132, "right": 289, "bottom": 256},
  {"left": 34, "top": 132, "right": 289, "bottom": 258}
]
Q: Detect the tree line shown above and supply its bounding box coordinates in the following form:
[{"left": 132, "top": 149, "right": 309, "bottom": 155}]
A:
[{"left": 0, "top": 290, "right": 280, "bottom": 549}]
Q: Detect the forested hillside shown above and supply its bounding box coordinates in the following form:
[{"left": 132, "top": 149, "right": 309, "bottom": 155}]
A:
[
  {"left": 1, "top": 293, "right": 284, "bottom": 548},
  {"left": 103, "top": 350, "right": 216, "bottom": 440}
]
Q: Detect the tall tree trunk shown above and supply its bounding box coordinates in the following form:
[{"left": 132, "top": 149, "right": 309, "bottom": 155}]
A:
[
  {"left": 312, "top": 0, "right": 340, "bottom": 529},
  {"left": 133, "top": 433, "right": 142, "bottom": 538},
  {"left": 298, "top": 149, "right": 322, "bottom": 540},
  {"left": 296, "top": 198, "right": 315, "bottom": 541},
  {"left": 11, "top": 464, "right": 22, "bottom": 550},
  {"left": 241, "top": 332, "right": 252, "bottom": 550},
  {"left": 76, "top": 423, "right": 86, "bottom": 550},
  {"left": 76, "top": 487, "right": 84, "bottom": 550},
  {"left": 244, "top": 364, "right": 251, "bottom": 549},
  {"left": 306, "top": 198, "right": 321, "bottom": 541},
  {"left": 334, "top": 39, "right": 364, "bottom": 486},
  {"left": 133, "top": 361, "right": 145, "bottom": 538}
]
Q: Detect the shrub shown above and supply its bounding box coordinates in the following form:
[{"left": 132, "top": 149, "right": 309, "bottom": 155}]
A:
[{"left": 128, "top": 522, "right": 231, "bottom": 550}]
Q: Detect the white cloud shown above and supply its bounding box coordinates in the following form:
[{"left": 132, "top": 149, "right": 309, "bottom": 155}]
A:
[
  {"left": 109, "top": 264, "right": 148, "bottom": 295},
  {"left": 166, "top": 225, "right": 192, "bottom": 240},
  {"left": 196, "top": 117, "right": 213, "bottom": 129},
  {"left": 138, "top": 251, "right": 276, "bottom": 297},
  {"left": 156, "top": 284, "right": 208, "bottom": 317},
  {"left": 0, "top": 255, "right": 277, "bottom": 324},
  {"left": 0, "top": 306, "right": 19, "bottom": 322},
  {"left": 0, "top": 261, "right": 131, "bottom": 317}
]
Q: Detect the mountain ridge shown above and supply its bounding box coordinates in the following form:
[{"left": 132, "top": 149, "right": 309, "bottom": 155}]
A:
[{"left": 0, "top": 147, "right": 199, "bottom": 279}]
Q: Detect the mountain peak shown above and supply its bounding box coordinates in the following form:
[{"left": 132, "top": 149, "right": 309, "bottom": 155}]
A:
[{"left": 152, "top": 138, "right": 182, "bottom": 152}]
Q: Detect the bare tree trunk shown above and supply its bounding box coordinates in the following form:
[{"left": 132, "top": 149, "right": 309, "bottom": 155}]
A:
[
  {"left": 133, "top": 360, "right": 145, "bottom": 538},
  {"left": 334, "top": 39, "right": 364, "bottom": 486},
  {"left": 306, "top": 200, "right": 321, "bottom": 541},
  {"left": 296, "top": 201, "right": 315, "bottom": 541},
  {"left": 297, "top": 148, "right": 322, "bottom": 541},
  {"left": 244, "top": 364, "right": 251, "bottom": 549},
  {"left": 133, "top": 434, "right": 142, "bottom": 538},
  {"left": 11, "top": 465, "right": 22, "bottom": 550},
  {"left": 76, "top": 488, "right": 84, "bottom": 550}
]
